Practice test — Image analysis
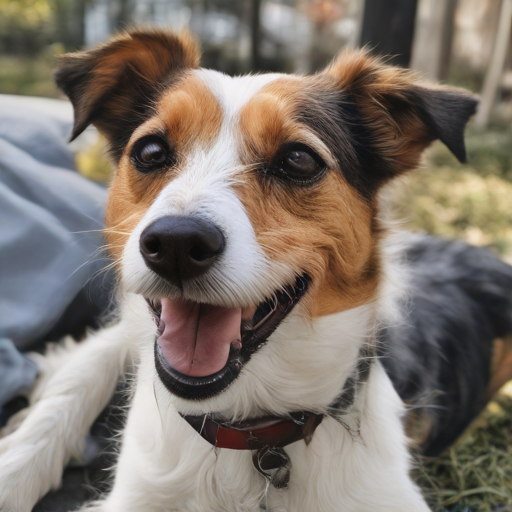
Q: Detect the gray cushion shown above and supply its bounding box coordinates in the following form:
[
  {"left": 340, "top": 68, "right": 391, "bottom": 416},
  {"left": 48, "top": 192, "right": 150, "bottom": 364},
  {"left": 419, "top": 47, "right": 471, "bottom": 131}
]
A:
[{"left": 0, "top": 96, "right": 110, "bottom": 350}]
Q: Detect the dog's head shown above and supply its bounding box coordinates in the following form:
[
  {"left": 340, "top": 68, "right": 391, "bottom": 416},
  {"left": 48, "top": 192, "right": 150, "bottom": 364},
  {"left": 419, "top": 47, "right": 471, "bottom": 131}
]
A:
[{"left": 56, "top": 29, "right": 477, "bottom": 417}]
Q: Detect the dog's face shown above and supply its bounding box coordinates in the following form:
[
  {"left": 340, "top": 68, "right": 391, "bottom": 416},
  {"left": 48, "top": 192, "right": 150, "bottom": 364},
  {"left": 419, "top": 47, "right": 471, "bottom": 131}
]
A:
[{"left": 56, "top": 30, "right": 476, "bottom": 417}]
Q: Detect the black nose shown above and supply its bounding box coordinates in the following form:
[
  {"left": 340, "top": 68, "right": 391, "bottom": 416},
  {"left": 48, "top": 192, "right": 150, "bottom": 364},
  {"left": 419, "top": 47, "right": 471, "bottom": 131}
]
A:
[{"left": 140, "top": 215, "right": 225, "bottom": 285}]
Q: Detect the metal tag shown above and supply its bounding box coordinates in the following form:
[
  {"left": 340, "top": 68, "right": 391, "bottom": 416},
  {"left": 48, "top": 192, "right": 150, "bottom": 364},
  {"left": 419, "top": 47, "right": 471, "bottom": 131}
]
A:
[{"left": 252, "top": 446, "right": 291, "bottom": 489}]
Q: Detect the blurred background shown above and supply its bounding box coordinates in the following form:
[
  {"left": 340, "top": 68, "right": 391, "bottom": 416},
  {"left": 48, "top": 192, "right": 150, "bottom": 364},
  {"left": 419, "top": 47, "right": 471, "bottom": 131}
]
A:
[
  {"left": 1, "top": 1, "right": 512, "bottom": 511},
  {"left": 2, "top": 0, "right": 512, "bottom": 258}
]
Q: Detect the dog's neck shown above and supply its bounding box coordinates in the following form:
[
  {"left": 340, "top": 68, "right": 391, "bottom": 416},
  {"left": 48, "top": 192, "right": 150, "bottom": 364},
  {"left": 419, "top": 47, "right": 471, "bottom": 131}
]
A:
[{"left": 180, "top": 345, "right": 375, "bottom": 489}]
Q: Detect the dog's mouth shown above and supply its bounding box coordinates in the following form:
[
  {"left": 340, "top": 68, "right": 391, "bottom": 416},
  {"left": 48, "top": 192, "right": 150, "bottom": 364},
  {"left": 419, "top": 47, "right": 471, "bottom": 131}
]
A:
[{"left": 148, "top": 275, "right": 308, "bottom": 400}]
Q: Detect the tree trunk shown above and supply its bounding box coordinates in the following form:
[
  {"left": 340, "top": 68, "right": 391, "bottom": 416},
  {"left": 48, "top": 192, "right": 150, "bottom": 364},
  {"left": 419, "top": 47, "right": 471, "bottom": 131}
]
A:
[
  {"left": 250, "top": 0, "right": 262, "bottom": 72},
  {"left": 360, "top": 0, "right": 419, "bottom": 67},
  {"left": 475, "top": 0, "right": 512, "bottom": 127},
  {"left": 410, "top": 0, "right": 458, "bottom": 81}
]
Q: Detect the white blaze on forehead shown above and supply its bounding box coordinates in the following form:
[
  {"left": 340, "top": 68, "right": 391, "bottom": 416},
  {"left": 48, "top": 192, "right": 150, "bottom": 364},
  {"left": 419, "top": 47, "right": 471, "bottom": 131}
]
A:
[
  {"left": 149, "top": 71, "right": 286, "bottom": 205},
  {"left": 193, "top": 69, "right": 285, "bottom": 122},
  {"left": 195, "top": 69, "right": 337, "bottom": 169},
  {"left": 121, "top": 69, "right": 296, "bottom": 306}
]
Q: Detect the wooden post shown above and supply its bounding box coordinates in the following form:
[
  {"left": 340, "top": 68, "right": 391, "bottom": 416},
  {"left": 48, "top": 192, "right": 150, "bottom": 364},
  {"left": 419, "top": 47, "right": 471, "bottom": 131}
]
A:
[
  {"left": 475, "top": 0, "right": 512, "bottom": 128},
  {"left": 410, "top": 0, "right": 458, "bottom": 81},
  {"left": 250, "top": 0, "right": 262, "bottom": 72},
  {"left": 360, "top": 0, "right": 419, "bottom": 67}
]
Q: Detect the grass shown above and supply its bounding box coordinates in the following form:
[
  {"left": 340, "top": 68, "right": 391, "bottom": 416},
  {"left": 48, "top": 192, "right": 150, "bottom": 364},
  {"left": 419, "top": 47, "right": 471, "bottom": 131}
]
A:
[
  {"left": 391, "top": 126, "right": 512, "bottom": 260},
  {"left": 416, "top": 388, "right": 512, "bottom": 512}
]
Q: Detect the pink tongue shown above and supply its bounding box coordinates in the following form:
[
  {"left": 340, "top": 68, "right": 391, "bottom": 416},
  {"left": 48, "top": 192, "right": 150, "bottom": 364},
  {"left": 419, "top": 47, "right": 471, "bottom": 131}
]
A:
[{"left": 157, "top": 298, "right": 242, "bottom": 377}]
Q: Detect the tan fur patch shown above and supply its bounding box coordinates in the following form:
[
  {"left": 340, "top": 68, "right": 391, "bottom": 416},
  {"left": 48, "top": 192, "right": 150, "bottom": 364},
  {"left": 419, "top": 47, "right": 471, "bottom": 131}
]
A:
[
  {"left": 158, "top": 74, "right": 223, "bottom": 152},
  {"left": 105, "top": 156, "right": 172, "bottom": 263},
  {"left": 105, "top": 73, "right": 223, "bottom": 261},
  {"left": 237, "top": 78, "right": 380, "bottom": 318}
]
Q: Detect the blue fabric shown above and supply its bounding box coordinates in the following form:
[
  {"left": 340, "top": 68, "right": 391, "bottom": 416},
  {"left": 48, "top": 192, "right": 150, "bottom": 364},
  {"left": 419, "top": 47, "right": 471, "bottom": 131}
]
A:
[
  {"left": 0, "top": 97, "right": 115, "bottom": 505},
  {"left": 0, "top": 99, "right": 110, "bottom": 350}
]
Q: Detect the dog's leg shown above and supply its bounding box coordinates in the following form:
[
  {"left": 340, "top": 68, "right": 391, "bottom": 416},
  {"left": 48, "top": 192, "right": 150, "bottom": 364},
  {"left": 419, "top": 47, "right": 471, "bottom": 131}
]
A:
[
  {"left": 0, "top": 337, "right": 81, "bottom": 439},
  {"left": 0, "top": 320, "right": 133, "bottom": 512}
]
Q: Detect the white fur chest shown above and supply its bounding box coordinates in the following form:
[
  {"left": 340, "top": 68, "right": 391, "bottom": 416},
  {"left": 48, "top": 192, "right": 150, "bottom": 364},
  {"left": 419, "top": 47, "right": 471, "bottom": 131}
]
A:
[{"left": 103, "top": 313, "right": 428, "bottom": 512}]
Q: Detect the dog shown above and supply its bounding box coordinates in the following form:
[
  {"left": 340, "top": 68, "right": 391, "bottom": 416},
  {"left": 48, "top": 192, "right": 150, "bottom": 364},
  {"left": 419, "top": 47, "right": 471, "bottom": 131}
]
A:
[{"left": 0, "top": 28, "right": 500, "bottom": 511}]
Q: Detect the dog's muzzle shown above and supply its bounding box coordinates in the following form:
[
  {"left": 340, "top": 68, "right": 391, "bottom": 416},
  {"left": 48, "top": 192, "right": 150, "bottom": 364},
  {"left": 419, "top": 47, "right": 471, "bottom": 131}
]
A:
[
  {"left": 140, "top": 214, "right": 310, "bottom": 401},
  {"left": 150, "top": 275, "right": 309, "bottom": 400}
]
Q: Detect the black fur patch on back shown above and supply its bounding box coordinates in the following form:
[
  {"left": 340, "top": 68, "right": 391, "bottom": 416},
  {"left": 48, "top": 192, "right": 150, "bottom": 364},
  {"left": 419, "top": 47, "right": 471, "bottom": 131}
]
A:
[{"left": 380, "top": 234, "right": 512, "bottom": 456}]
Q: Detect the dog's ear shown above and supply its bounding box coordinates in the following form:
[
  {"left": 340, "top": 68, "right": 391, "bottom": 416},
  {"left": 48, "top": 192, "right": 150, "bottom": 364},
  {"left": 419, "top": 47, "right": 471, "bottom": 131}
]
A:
[
  {"left": 323, "top": 51, "right": 478, "bottom": 190},
  {"left": 55, "top": 29, "right": 200, "bottom": 158}
]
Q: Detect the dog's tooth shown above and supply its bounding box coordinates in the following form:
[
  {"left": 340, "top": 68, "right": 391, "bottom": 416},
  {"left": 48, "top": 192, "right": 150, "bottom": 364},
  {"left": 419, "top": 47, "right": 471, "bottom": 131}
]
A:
[{"left": 230, "top": 340, "right": 242, "bottom": 351}]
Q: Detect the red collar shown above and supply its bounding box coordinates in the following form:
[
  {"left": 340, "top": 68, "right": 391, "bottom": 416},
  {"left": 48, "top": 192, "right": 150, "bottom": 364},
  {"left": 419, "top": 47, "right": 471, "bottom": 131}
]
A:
[
  {"left": 179, "top": 348, "right": 373, "bottom": 490},
  {"left": 182, "top": 411, "right": 324, "bottom": 450}
]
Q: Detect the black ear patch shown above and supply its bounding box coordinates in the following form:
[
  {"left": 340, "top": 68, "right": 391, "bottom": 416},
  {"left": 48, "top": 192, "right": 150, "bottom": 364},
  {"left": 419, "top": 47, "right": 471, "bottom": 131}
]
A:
[
  {"left": 54, "top": 29, "right": 200, "bottom": 160},
  {"left": 318, "top": 50, "right": 479, "bottom": 199},
  {"left": 412, "top": 87, "right": 479, "bottom": 163}
]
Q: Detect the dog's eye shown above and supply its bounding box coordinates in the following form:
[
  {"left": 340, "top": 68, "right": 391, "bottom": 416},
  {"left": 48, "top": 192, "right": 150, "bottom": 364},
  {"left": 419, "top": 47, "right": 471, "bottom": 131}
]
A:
[
  {"left": 272, "top": 145, "right": 326, "bottom": 185},
  {"left": 132, "top": 137, "right": 171, "bottom": 172},
  {"left": 285, "top": 151, "right": 318, "bottom": 175}
]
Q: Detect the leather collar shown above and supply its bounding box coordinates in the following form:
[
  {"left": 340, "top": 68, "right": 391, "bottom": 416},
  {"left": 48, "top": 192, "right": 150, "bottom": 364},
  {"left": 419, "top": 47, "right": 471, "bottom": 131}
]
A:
[
  {"left": 182, "top": 411, "right": 324, "bottom": 450},
  {"left": 180, "top": 346, "right": 375, "bottom": 451}
]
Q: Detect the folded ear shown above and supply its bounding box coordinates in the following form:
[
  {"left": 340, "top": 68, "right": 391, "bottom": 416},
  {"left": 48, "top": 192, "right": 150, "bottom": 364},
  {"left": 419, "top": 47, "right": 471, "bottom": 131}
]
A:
[
  {"left": 323, "top": 51, "right": 478, "bottom": 191},
  {"left": 54, "top": 29, "right": 200, "bottom": 158}
]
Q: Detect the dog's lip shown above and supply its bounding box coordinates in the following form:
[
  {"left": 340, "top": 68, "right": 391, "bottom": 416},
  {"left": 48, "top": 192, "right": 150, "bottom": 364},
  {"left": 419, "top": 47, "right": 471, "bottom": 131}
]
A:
[{"left": 149, "top": 274, "right": 309, "bottom": 401}]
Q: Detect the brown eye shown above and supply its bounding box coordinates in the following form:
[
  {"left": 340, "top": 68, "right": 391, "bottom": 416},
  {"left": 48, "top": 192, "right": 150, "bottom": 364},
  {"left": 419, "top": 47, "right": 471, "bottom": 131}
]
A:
[
  {"left": 132, "top": 136, "right": 171, "bottom": 172},
  {"left": 272, "top": 145, "right": 326, "bottom": 185},
  {"left": 286, "top": 150, "right": 317, "bottom": 174}
]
